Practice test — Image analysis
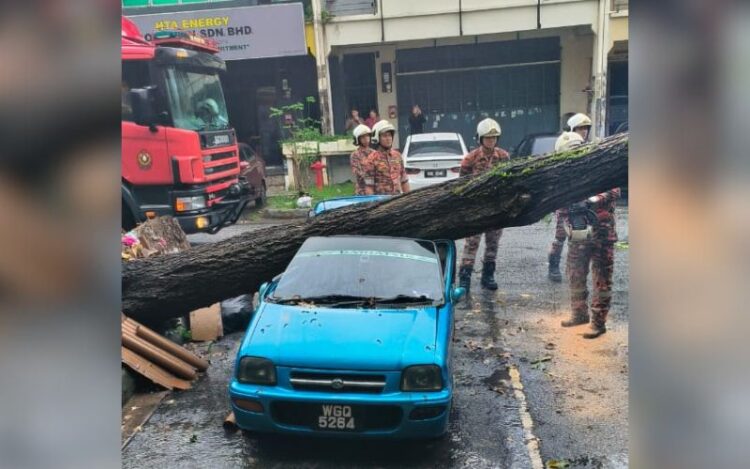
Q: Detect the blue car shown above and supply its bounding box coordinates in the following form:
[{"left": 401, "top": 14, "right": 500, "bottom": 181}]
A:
[
  {"left": 309, "top": 194, "right": 391, "bottom": 217},
  {"left": 229, "top": 233, "right": 465, "bottom": 439}
]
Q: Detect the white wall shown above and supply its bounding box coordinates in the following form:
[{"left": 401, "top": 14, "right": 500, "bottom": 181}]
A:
[{"left": 324, "top": 0, "right": 599, "bottom": 49}]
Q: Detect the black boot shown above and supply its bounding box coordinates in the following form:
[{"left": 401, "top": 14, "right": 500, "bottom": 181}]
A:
[
  {"left": 548, "top": 254, "right": 562, "bottom": 283},
  {"left": 561, "top": 310, "right": 589, "bottom": 327},
  {"left": 583, "top": 323, "right": 607, "bottom": 339},
  {"left": 480, "top": 262, "right": 498, "bottom": 290},
  {"left": 458, "top": 266, "right": 472, "bottom": 294}
]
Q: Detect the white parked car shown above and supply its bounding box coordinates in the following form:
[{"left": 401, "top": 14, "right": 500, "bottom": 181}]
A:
[{"left": 402, "top": 133, "right": 469, "bottom": 190}]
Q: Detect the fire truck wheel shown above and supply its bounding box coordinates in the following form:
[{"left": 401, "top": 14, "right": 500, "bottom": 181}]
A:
[{"left": 122, "top": 204, "right": 136, "bottom": 232}]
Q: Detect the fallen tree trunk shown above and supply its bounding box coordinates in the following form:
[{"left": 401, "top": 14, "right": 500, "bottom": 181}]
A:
[{"left": 124, "top": 133, "right": 628, "bottom": 323}]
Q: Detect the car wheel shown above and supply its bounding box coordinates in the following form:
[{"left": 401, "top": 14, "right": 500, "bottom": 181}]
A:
[{"left": 255, "top": 181, "right": 267, "bottom": 207}]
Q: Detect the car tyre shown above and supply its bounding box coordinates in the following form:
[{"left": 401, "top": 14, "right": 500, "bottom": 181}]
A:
[{"left": 255, "top": 181, "right": 267, "bottom": 207}]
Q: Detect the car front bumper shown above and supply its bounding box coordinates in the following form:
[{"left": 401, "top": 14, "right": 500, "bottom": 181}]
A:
[{"left": 228, "top": 381, "right": 452, "bottom": 439}]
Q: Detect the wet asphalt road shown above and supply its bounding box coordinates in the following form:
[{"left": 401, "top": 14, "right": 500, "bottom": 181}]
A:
[{"left": 123, "top": 208, "right": 629, "bottom": 469}]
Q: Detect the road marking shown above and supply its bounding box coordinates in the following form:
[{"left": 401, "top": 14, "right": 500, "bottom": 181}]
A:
[{"left": 509, "top": 365, "right": 545, "bottom": 469}]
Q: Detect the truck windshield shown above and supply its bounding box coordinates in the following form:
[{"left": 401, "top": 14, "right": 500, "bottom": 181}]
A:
[{"left": 164, "top": 66, "right": 230, "bottom": 131}]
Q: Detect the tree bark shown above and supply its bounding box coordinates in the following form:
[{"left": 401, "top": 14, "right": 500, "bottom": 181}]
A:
[{"left": 123, "top": 133, "right": 628, "bottom": 324}]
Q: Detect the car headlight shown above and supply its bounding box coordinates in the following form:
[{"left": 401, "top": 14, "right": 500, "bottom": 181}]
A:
[
  {"left": 237, "top": 357, "right": 276, "bottom": 385},
  {"left": 175, "top": 196, "right": 206, "bottom": 212},
  {"left": 401, "top": 365, "right": 443, "bottom": 391}
]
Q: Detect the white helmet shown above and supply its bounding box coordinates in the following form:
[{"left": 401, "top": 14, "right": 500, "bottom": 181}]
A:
[
  {"left": 476, "top": 118, "right": 501, "bottom": 143},
  {"left": 371, "top": 119, "right": 396, "bottom": 145},
  {"left": 352, "top": 124, "right": 372, "bottom": 146},
  {"left": 554, "top": 131, "right": 584, "bottom": 152},
  {"left": 567, "top": 113, "right": 592, "bottom": 131}
]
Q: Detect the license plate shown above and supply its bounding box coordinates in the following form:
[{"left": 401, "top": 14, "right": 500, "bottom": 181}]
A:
[
  {"left": 425, "top": 170, "right": 446, "bottom": 178},
  {"left": 316, "top": 404, "right": 358, "bottom": 431},
  {"left": 212, "top": 134, "right": 230, "bottom": 145}
]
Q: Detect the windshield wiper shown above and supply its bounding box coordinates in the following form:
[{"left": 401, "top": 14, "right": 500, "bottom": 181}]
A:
[
  {"left": 372, "top": 295, "right": 437, "bottom": 306},
  {"left": 268, "top": 295, "right": 373, "bottom": 306}
]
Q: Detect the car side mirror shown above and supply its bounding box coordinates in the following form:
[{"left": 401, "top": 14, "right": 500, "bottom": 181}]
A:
[
  {"left": 451, "top": 286, "right": 466, "bottom": 301},
  {"left": 128, "top": 87, "right": 158, "bottom": 130},
  {"left": 258, "top": 282, "right": 270, "bottom": 299}
]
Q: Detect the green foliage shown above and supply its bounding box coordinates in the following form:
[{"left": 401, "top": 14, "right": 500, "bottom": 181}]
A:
[
  {"left": 321, "top": 9, "right": 335, "bottom": 23},
  {"left": 266, "top": 182, "right": 355, "bottom": 211},
  {"left": 175, "top": 324, "right": 192, "bottom": 342}
]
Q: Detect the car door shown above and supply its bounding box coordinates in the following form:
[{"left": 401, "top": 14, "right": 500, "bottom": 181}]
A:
[{"left": 239, "top": 143, "right": 264, "bottom": 192}]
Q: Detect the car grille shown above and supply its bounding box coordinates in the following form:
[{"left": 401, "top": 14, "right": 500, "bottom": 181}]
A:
[
  {"left": 289, "top": 372, "right": 386, "bottom": 394},
  {"left": 270, "top": 402, "right": 402, "bottom": 431}
]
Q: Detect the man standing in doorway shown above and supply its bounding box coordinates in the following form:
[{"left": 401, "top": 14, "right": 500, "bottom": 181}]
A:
[
  {"left": 546, "top": 112, "right": 593, "bottom": 282},
  {"left": 364, "top": 120, "right": 410, "bottom": 195},
  {"left": 409, "top": 105, "right": 427, "bottom": 135},
  {"left": 458, "top": 118, "right": 510, "bottom": 294},
  {"left": 365, "top": 109, "right": 379, "bottom": 129},
  {"left": 344, "top": 108, "right": 365, "bottom": 133},
  {"left": 350, "top": 124, "right": 374, "bottom": 195}
]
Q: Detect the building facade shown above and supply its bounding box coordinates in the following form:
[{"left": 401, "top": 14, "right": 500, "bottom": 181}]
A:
[
  {"left": 320, "top": 0, "right": 629, "bottom": 149},
  {"left": 122, "top": 0, "right": 628, "bottom": 162}
]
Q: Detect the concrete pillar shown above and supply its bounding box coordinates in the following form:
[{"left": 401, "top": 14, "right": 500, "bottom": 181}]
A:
[
  {"left": 591, "top": 0, "right": 610, "bottom": 138},
  {"left": 373, "top": 45, "right": 399, "bottom": 147},
  {"left": 560, "top": 30, "right": 594, "bottom": 128},
  {"left": 311, "top": 0, "right": 335, "bottom": 135}
]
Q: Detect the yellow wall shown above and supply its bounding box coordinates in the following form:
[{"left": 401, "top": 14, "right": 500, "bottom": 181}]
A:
[
  {"left": 305, "top": 22, "right": 316, "bottom": 57},
  {"left": 609, "top": 15, "right": 628, "bottom": 52}
]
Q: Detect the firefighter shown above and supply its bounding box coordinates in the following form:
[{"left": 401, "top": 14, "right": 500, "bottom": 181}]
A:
[
  {"left": 458, "top": 118, "right": 510, "bottom": 293},
  {"left": 556, "top": 131, "right": 621, "bottom": 339},
  {"left": 546, "top": 113, "right": 594, "bottom": 282},
  {"left": 363, "top": 120, "right": 410, "bottom": 195},
  {"left": 567, "top": 112, "right": 593, "bottom": 140},
  {"left": 350, "top": 124, "right": 374, "bottom": 195}
]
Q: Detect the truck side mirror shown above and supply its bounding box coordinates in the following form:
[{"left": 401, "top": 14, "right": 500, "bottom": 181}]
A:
[{"left": 128, "top": 87, "right": 157, "bottom": 130}]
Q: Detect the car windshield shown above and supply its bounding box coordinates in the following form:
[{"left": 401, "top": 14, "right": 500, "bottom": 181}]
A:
[
  {"left": 407, "top": 140, "right": 463, "bottom": 157},
  {"left": 270, "top": 237, "right": 444, "bottom": 306},
  {"left": 163, "top": 66, "right": 230, "bottom": 131},
  {"left": 531, "top": 136, "right": 557, "bottom": 156}
]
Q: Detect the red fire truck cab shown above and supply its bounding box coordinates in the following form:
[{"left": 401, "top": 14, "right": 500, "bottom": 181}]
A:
[{"left": 121, "top": 16, "right": 249, "bottom": 234}]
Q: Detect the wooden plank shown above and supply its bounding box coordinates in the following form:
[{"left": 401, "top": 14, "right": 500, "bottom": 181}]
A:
[
  {"left": 133, "top": 322, "right": 209, "bottom": 371},
  {"left": 122, "top": 331, "right": 197, "bottom": 380},
  {"left": 121, "top": 347, "right": 191, "bottom": 391}
]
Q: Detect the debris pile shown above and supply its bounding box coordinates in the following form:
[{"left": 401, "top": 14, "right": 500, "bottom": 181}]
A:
[
  {"left": 121, "top": 215, "right": 209, "bottom": 390},
  {"left": 121, "top": 315, "right": 209, "bottom": 390},
  {"left": 122, "top": 215, "right": 191, "bottom": 261}
]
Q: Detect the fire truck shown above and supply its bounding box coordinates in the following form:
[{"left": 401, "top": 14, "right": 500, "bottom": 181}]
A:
[{"left": 121, "top": 16, "right": 249, "bottom": 234}]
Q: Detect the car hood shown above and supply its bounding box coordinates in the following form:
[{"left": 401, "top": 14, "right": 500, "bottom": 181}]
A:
[{"left": 242, "top": 303, "right": 439, "bottom": 371}]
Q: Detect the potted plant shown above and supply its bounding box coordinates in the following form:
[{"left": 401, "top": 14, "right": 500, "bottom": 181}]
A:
[{"left": 271, "top": 96, "right": 325, "bottom": 192}]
